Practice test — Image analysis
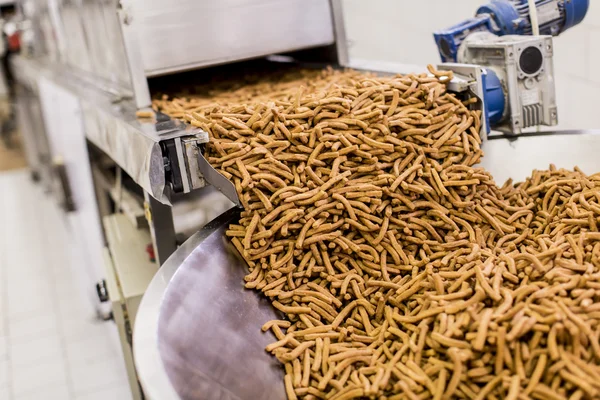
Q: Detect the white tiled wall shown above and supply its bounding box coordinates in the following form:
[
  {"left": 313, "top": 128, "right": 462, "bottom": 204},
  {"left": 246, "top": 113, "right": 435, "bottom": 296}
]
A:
[{"left": 343, "top": 0, "right": 600, "bottom": 130}]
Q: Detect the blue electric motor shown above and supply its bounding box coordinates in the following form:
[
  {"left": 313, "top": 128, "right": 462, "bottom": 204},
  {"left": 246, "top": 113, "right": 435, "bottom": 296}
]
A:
[
  {"left": 481, "top": 68, "right": 506, "bottom": 132},
  {"left": 434, "top": 0, "right": 589, "bottom": 62}
]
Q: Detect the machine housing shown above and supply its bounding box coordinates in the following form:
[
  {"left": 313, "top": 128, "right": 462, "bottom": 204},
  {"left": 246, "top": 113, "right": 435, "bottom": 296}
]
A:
[{"left": 458, "top": 32, "right": 557, "bottom": 133}]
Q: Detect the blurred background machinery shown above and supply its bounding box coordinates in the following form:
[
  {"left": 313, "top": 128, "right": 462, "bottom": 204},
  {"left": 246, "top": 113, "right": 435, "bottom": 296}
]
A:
[{"left": 0, "top": 2, "right": 18, "bottom": 147}]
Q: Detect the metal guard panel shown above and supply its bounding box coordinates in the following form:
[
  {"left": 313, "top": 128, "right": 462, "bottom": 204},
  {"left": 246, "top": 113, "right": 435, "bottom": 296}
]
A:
[
  {"left": 83, "top": 105, "right": 166, "bottom": 201},
  {"left": 124, "top": 0, "right": 335, "bottom": 76}
]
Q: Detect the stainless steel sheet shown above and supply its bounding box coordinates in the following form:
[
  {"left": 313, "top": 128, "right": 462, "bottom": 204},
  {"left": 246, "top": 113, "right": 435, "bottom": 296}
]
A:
[
  {"left": 11, "top": 55, "right": 207, "bottom": 204},
  {"left": 480, "top": 130, "right": 600, "bottom": 184},
  {"left": 135, "top": 208, "right": 285, "bottom": 400},
  {"left": 196, "top": 151, "right": 241, "bottom": 207},
  {"left": 121, "top": 0, "right": 336, "bottom": 77}
]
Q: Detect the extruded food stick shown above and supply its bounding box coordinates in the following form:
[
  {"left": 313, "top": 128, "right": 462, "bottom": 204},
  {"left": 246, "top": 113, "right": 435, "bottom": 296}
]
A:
[{"left": 156, "top": 65, "right": 600, "bottom": 400}]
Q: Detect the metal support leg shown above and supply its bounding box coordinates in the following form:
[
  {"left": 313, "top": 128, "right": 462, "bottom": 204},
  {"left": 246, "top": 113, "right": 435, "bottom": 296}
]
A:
[
  {"left": 91, "top": 164, "right": 115, "bottom": 220},
  {"left": 144, "top": 192, "right": 177, "bottom": 265}
]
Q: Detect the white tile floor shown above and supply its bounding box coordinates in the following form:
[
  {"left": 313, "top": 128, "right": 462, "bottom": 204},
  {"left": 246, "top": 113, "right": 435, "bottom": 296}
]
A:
[{"left": 0, "top": 169, "right": 133, "bottom": 400}]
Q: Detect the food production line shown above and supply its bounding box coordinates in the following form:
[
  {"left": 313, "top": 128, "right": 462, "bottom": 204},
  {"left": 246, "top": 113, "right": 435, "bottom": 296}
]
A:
[{"left": 11, "top": 0, "right": 599, "bottom": 399}]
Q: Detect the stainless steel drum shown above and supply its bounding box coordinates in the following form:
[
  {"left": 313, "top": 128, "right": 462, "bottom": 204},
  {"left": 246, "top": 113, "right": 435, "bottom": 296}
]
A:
[{"left": 134, "top": 130, "right": 600, "bottom": 400}]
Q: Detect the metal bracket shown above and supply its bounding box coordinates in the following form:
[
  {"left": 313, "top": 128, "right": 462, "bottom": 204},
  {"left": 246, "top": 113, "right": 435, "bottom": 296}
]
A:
[
  {"left": 160, "top": 139, "right": 184, "bottom": 193},
  {"left": 196, "top": 147, "right": 241, "bottom": 207},
  {"left": 182, "top": 137, "right": 206, "bottom": 191},
  {"left": 160, "top": 132, "right": 210, "bottom": 195},
  {"left": 173, "top": 138, "right": 191, "bottom": 193},
  {"left": 438, "top": 63, "right": 488, "bottom": 139}
]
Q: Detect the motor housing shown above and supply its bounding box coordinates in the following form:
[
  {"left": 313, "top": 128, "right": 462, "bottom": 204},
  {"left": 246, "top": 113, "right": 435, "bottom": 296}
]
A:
[{"left": 434, "top": 0, "right": 589, "bottom": 62}]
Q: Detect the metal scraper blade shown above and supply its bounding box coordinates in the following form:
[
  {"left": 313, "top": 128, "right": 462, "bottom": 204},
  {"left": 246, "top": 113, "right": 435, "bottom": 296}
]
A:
[{"left": 197, "top": 150, "right": 242, "bottom": 207}]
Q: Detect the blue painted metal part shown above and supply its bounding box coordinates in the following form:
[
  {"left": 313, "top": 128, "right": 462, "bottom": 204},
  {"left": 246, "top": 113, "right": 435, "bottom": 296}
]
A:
[
  {"left": 492, "top": 0, "right": 590, "bottom": 36},
  {"left": 563, "top": 0, "right": 589, "bottom": 31},
  {"left": 482, "top": 68, "right": 505, "bottom": 131},
  {"left": 433, "top": 0, "right": 589, "bottom": 62},
  {"left": 433, "top": 16, "right": 493, "bottom": 62},
  {"left": 477, "top": 0, "right": 521, "bottom": 34}
]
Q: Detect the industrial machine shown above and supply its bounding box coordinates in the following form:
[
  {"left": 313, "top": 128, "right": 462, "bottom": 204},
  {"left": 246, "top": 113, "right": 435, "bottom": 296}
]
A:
[
  {"left": 434, "top": 0, "right": 588, "bottom": 133},
  {"left": 10, "top": 0, "right": 598, "bottom": 399}
]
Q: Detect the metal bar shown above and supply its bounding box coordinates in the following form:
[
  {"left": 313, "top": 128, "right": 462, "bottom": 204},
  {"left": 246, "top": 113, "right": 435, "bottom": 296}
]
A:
[
  {"left": 144, "top": 191, "right": 177, "bottom": 265},
  {"left": 329, "top": 0, "right": 350, "bottom": 66},
  {"left": 117, "top": 7, "right": 152, "bottom": 109},
  {"left": 174, "top": 138, "right": 191, "bottom": 193},
  {"left": 487, "top": 129, "right": 600, "bottom": 140},
  {"left": 90, "top": 164, "right": 113, "bottom": 220}
]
